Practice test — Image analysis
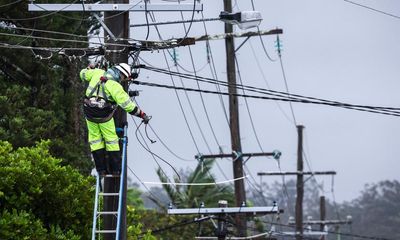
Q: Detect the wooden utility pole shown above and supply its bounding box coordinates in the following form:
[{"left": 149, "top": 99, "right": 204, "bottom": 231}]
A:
[
  {"left": 295, "top": 125, "right": 304, "bottom": 240},
  {"left": 320, "top": 196, "right": 326, "bottom": 240},
  {"left": 103, "top": 1, "right": 129, "bottom": 239},
  {"left": 223, "top": 0, "right": 246, "bottom": 236}
]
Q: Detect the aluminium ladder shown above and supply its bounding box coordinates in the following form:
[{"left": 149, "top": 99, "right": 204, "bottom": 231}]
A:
[{"left": 91, "top": 126, "right": 128, "bottom": 240}]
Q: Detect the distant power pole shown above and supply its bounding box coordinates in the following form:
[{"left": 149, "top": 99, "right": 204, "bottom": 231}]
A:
[
  {"left": 320, "top": 196, "right": 326, "bottom": 240},
  {"left": 296, "top": 125, "right": 304, "bottom": 240},
  {"left": 223, "top": 0, "right": 247, "bottom": 236}
]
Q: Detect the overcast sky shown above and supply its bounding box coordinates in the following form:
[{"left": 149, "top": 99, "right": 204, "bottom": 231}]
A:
[{"left": 122, "top": 0, "right": 400, "bottom": 204}]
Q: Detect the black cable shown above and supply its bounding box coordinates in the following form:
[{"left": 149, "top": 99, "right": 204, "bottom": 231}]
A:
[
  {"left": 200, "top": 11, "right": 230, "bottom": 127},
  {"left": 133, "top": 80, "right": 400, "bottom": 117},
  {"left": 141, "top": 65, "right": 400, "bottom": 114},
  {"left": 258, "top": 220, "right": 396, "bottom": 240},
  {"left": 133, "top": 117, "right": 181, "bottom": 180},
  {"left": 180, "top": 11, "right": 221, "bottom": 149},
  {"left": 175, "top": 0, "right": 197, "bottom": 46},
  {"left": 344, "top": 0, "right": 400, "bottom": 20},
  {"left": 147, "top": 124, "right": 195, "bottom": 162},
  {"left": 0, "top": 0, "right": 79, "bottom": 21},
  {"left": 234, "top": 55, "right": 264, "bottom": 152},
  {"left": 0, "top": 0, "right": 23, "bottom": 8},
  {"left": 249, "top": 0, "right": 276, "bottom": 62},
  {"left": 127, "top": 166, "right": 166, "bottom": 207},
  {"left": 151, "top": 13, "right": 202, "bottom": 154},
  {"left": 276, "top": 35, "right": 298, "bottom": 126},
  {"left": 144, "top": 0, "right": 150, "bottom": 40},
  {"left": 248, "top": 38, "right": 294, "bottom": 124}
]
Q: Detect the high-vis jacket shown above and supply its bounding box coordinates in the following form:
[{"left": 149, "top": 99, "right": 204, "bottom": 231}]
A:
[{"left": 80, "top": 68, "right": 137, "bottom": 123}]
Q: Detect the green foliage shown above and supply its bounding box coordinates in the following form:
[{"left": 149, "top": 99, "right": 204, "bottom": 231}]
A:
[
  {"left": 127, "top": 206, "right": 156, "bottom": 240},
  {"left": 153, "top": 158, "right": 235, "bottom": 209},
  {"left": 127, "top": 188, "right": 145, "bottom": 209},
  {"left": 0, "top": 0, "right": 98, "bottom": 174},
  {"left": 0, "top": 141, "right": 95, "bottom": 239}
]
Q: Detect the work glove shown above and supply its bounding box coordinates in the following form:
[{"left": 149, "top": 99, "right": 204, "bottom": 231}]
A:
[{"left": 142, "top": 114, "right": 151, "bottom": 125}]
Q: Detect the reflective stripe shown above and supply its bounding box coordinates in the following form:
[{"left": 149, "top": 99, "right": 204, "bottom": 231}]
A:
[
  {"left": 87, "top": 85, "right": 95, "bottom": 92},
  {"left": 120, "top": 99, "right": 131, "bottom": 109},
  {"left": 89, "top": 139, "right": 103, "bottom": 145},
  {"left": 105, "top": 139, "right": 119, "bottom": 145}
]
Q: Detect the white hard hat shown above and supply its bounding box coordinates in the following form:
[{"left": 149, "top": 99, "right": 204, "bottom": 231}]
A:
[{"left": 115, "top": 63, "right": 131, "bottom": 78}]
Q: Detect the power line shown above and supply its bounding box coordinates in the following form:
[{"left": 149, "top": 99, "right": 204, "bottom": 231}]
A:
[
  {"left": 143, "top": 175, "right": 247, "bottom": 186},
  {"left": 139, "top": 66, "right": 400, "bottom": 115},
  {"left": 132, "top": 116, "right": 181, "bottom": 181},
  {"left": 132, "top": 80, "right": 400, "bottom": 117},
  {"left": 0, "top": 0, "right": 23, "bottom": 8},
  {"left": 259, "top": 220, "right": 396, "bottom": 240},
  {"left": 0, "top": 0, "right": 80, "bottom": 21},
  {"left": 344, "top": 0, "right": 400, "bottom": 20}
]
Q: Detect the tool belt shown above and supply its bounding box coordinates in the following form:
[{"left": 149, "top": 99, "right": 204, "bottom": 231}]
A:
[
  {"left": 83, "top": 76, "right": 116, "bottom": 123},
  {"left": 83, "top": 97, "right": 116, "bottom": 123}
]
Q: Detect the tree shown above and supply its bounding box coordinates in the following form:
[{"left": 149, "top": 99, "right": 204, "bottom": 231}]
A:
[
  {"left": 338, "top": 180, "right": 400, "bottom": 240},
  {"left": 0, "top": 140, "right": 94, "bottom": 239},
  {"left": 151, "top": 158, "right": 235, "bottom": 209},
  {"left": 0, "top": 0, "right": 99, "bottom": 174}
]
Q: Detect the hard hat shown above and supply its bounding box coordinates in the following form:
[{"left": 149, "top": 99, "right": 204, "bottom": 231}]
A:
[{"left": 115, "top": 63, "right": 131, "bottom": 78}]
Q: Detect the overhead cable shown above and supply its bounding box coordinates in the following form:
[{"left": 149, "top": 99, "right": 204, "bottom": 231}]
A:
[
  {"left": 132, "top": 80, "right": 400, "bottom": 117},
  {"left": 344, "top": 0, "right": 400, "bottom": 20},
  {"left": 140, "top": 66, "right": 400, "bottom": 113}
]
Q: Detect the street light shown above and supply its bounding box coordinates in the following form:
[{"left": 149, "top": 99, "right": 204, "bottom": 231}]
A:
[{"left": 219, "top": 11, "right": 262, "bottom": 30}]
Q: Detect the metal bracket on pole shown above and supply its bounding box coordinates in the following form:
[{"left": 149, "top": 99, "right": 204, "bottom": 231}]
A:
[{"left": 93, "top": 13, "right": 117, "bottom": 42}]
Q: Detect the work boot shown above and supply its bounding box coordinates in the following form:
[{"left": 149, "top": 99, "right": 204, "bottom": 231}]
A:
[
  {"left": 92, "top": 149, "right": 107, "bottom": 175},
  {"left": 108, "top": 151, "right": 121, "bottom": 175}
]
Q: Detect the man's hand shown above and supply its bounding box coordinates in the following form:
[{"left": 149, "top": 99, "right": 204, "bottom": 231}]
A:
[{"left": 142, "top": 114, "right": 151, "bottom": 124}]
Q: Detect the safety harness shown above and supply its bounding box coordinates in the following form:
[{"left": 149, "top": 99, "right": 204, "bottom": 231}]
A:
[{"left": 83, "top": 76, "right": 117, "bottom": 123}]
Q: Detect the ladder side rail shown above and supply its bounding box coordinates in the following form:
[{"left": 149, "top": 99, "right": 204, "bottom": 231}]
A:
[
  {"left": 91, "top": 174, "right": 101, "bottom": 240},
  {"left": 115, "top": 125, "right": 128, "bottom": 240}
]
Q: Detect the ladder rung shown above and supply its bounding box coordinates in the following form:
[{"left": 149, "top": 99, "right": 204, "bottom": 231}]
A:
[
  {"left": 98, "top": 211, "right": 118, "bottom": 215},
  {"left": 99, "top": 192, "right": 120, "bottom": 196},
  {"left": 95, "top": 230, "right": 117, "bottom": 234},
  {"left": 102, "top": 174, "right": 121, "bottom": 178}
]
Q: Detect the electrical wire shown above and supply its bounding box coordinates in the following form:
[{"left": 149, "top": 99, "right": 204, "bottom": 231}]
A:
[
  {"left": 258, "top": 220, "right": 396, "bottom": 240},
  {"left": 147, "top": 125, "right": 195, "bottom": 162},
  {"left": 277, "top": 35, "right": 298, "bottom": 125},
  {"left": 0, "top": 0, "right": 80, "bottom": 21},
  {"left": 179, "top": 11, "right": 222, "bottom": 149},
  {"left": 0, "top": 0, "right": 23, "bottom": 8},
  {"left": 151, "top": 13, "right": 202, "bottom": 155},
  {"left": 234, "top": 55, "right": 264, "bottom": 152},
  {"left": 132, "top": 97, "right": 195, "bottom": 162},
  {"left": 249, "top": 0, "right": 276, "bottom": 62},
  {"left": 140, "top": 66, "right": 400, "bottom": 115},
  {"left": 132, "top": 117, "right": 181, "bottom": 180},
  {"left": 0, "top": 31, "right": 131, "bottom": 47},
  {"left": 143, "top": 175, "right": 247, "bottom": 186},
  {"left": 344, "top": 0, "right": 400, "bottom": 20},
  {"left": 175, "top": 0, "right": 197, "bottom": 46},
  {"left": 200, "top": 11, "right": 230, "bottom": 127},
  {"left": 127, "top": 166, "right": 166, "bottom": 206},
  {"left": 151, "top": 11, "right": 225, "bottom": 184},
  {"left": 248, "top": 39, "right": 294, "bottom": 124},
  {"left": 133, "top": 79, "right": 400, "bottom": 117},
  {"left": 144, "top": 0, "right": 150, "bottom": 40}
]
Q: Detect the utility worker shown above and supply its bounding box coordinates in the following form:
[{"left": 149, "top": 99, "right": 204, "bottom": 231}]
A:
[{"left": 80, "top": 63, "right": 150, "bottom": 175}]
